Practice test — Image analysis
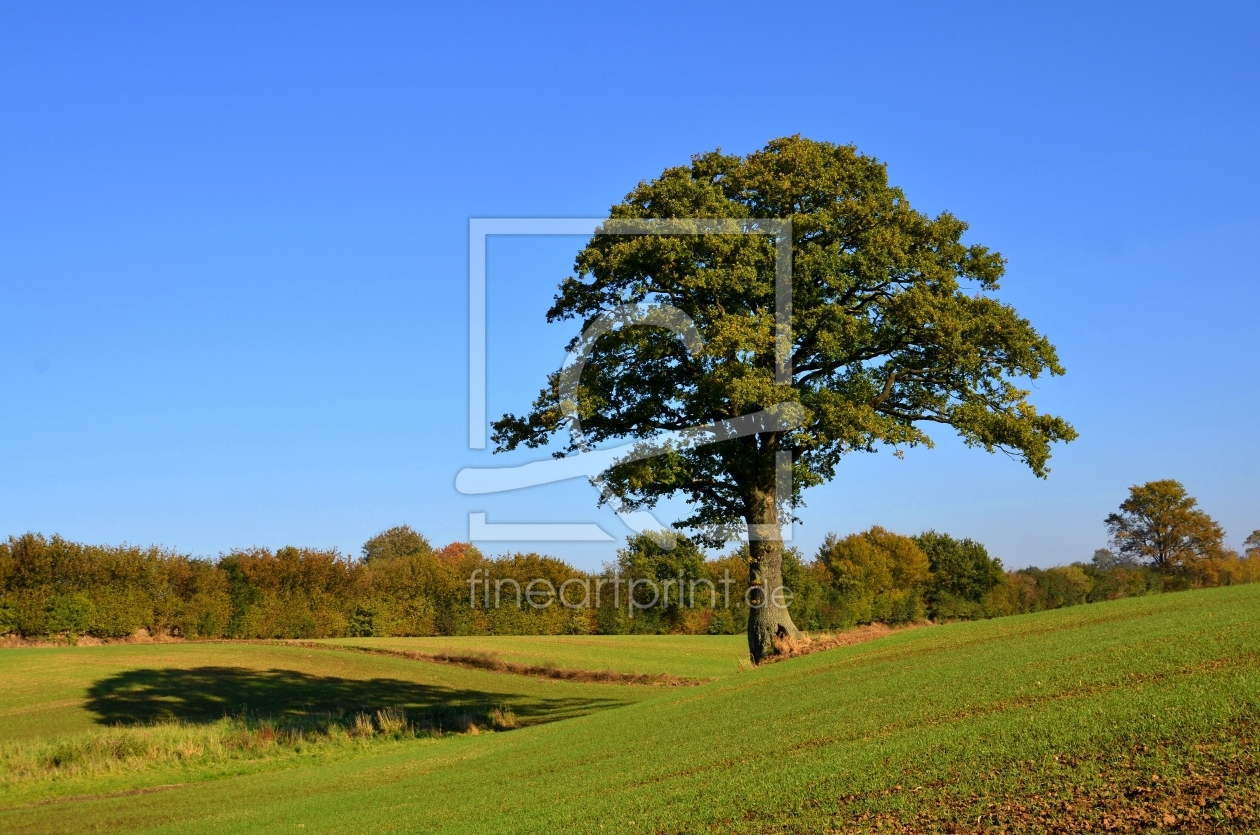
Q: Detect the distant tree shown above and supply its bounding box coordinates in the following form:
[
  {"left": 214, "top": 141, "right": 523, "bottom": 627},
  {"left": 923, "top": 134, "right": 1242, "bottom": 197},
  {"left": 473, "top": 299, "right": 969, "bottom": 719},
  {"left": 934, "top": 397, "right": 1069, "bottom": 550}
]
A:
[
  {"left": 1104, "top": 480, "right": 1225, "bottom": 573},
  {"left": 1089, "top": 547, "right": 1140, "bottom": 571},
  {"left": 818, "top": 528, "right": 929, "bottom": 597},
  {"left": 618, "top": 532, "right": 707, "bottom": 587},
  {"left": 1084, "top": 555, "right": 1153, "bottom": 602},
  {"left": 617, "top": 532, "right": 708, "bottom": 630},
  {"left": 982, "top": 570, "right": 1040, "bottom": 617},
  {"left": 361, "top": 526, "right": 433, "bottom": 563},
  {"left": 914, "top": 531, "right": 1005, "bottom": 609},
  {"left": 1031, "top": 565, "right": 1093, "bottom": 609},
  {"left": 434, "top": 542, "right": 483, "bottom": 564},
  {"left": 817, "top": 527, "right": 930, "bottom": 624},
  {"left": 494, "top": 137, "right": 1076, "bottom": 662},
  {"left": 1090, "top": 548, "right": 1119, "bottom": 570},
  {"left": 1246, "top": 530, "right": 1260, "bottom": 558},
  {"left": 778, "top": 546, "right": 827, "bottom": 631}
]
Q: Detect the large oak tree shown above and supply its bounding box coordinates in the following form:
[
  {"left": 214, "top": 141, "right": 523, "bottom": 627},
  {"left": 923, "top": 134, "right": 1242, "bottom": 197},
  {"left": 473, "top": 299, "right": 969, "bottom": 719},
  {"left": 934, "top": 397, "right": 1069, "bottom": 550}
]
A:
[{"left": 494, "top": 137, "right": 1076, "bottom": 662}]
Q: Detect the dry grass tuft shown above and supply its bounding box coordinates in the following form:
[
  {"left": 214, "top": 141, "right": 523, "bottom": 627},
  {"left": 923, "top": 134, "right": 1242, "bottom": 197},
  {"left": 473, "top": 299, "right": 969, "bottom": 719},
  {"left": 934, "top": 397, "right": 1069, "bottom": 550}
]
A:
[
  {"left": 488, "top": 707, "right": 518, "bottom": 731},
  {"left": 374, "top": 708, "right": 408, "bottom": 736},
  {"left": 350, "top": 713, "right": 375, "bottom": 738},
  {"left": 771, "top": 632, "right": 813, "bottom": 658}
]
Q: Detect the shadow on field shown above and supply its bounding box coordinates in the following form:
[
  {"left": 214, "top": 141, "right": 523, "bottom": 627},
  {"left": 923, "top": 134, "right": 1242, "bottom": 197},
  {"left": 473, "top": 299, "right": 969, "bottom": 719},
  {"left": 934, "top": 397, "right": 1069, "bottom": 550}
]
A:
[{"left": 85, "top": 666, "right": 626, "bottom": 727}]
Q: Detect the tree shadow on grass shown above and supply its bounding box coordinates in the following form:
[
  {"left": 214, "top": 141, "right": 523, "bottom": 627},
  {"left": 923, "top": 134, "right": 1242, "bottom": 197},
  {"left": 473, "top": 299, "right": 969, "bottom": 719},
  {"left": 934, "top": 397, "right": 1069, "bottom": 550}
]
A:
[{"left": 85, "top": 666, "right": 628, "bottom": 729}]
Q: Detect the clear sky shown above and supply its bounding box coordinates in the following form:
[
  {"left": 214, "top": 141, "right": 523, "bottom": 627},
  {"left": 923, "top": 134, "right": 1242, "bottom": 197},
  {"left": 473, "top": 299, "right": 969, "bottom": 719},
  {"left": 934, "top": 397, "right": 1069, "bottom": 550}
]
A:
[{"left": 1, "top": 1, "right": 1257, "bottom": 571}]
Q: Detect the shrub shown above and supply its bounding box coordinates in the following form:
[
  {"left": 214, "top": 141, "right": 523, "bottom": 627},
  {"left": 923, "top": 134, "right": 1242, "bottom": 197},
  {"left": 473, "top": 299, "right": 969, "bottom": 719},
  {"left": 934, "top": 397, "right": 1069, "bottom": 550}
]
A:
[
  {"left": 1086, "top": 564, "right": 1152, "bottom": 602},
  {"left": 488, "top": 707, "right": 518, "bottom": 730},
  {"left": 1187, "top": 552, "right": 1260, "bottom": 588},
  {"left": 46, "top": 592, "right": 94, "bottom": 637},
  {"left": 980, "top": 572, "right": 1040, "bottom": 617},
  {"left": 707, "top": 608, "right": 737, "bottom": 635},
  {"left": 1036, "top": 565, "right": 1094, "bottom": 609},
  {"left": 90, "top": 589, "right": 151, "bottom": 638}
]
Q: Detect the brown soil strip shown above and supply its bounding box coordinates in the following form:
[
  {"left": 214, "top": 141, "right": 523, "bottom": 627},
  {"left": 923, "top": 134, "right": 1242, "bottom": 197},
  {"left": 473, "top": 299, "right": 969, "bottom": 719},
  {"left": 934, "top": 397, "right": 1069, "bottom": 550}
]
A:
[{"left": 0, "top": 632, "right": 184, "bottom": 649}]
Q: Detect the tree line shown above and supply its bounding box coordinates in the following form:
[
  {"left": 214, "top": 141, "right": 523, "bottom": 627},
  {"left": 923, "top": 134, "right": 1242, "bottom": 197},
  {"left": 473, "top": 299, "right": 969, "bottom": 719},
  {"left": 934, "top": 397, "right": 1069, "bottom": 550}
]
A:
[{"left": 2, "top": 480, "right": 1255, "bottom": 642}]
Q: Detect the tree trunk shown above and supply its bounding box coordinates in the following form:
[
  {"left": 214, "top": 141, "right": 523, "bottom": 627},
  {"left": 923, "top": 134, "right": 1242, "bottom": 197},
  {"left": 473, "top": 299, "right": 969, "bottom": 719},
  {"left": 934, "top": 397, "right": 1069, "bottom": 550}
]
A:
[{"left": 745, "top": 491, "right": 803, "bottom": 665}]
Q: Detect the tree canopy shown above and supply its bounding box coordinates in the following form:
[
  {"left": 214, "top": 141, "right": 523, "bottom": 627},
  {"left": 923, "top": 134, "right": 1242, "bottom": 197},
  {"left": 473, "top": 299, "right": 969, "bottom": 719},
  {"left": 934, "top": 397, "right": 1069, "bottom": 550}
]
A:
[
  {"left": 914, "top": 530, "right": 1006, "bottom": 605},
  {"left": 816, "top": 527, "right": 930, "bottom": 625},
  {"left": 819, "top": 527, "right": 930, "bottom": 598},
  {"left": 361, "top": 525, "right": 432, "bottom": 563},
  {"left": 493, "top": 136, "right": 1076, "bottom": 661},
  {"left": 1105, "top": 480, "right": 1226, "bottom": 572},
  {"left": 1245, "top": 530, "right": 1260, "bottom": 559}
]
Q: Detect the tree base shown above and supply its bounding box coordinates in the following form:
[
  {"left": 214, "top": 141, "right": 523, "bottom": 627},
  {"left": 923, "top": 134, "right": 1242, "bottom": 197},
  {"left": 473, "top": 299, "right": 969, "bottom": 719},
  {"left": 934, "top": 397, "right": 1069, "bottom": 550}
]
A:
[{"left": 747, "top": 603, "right": 803, "bottom": 665}]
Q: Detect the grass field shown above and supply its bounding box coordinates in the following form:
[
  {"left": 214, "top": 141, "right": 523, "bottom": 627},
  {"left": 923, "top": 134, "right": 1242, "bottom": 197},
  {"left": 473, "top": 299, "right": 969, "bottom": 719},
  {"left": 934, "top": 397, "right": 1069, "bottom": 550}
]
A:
[
  {"left": 2, "top": 585, "right": 1258, "bottom": 833},
  {"left": 316, "top": 634, "right": 750, "bottom": 680},
  {"left": 0, "top": 642, "right": 654, "bottom": 741}
]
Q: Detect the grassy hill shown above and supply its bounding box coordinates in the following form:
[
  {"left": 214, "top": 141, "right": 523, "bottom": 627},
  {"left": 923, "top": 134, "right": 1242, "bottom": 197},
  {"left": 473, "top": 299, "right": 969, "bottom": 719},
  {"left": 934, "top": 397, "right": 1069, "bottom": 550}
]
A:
[{"left": 2, "top": 585, "right": 1258, "bottom": 833}]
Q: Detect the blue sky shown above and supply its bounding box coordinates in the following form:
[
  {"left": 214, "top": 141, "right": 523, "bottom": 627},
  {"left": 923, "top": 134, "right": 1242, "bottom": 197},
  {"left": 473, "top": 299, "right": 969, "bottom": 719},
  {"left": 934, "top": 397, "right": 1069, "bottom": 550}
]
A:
[{"left": 1, "top": 1, "right": 1257, "bottom": 570}]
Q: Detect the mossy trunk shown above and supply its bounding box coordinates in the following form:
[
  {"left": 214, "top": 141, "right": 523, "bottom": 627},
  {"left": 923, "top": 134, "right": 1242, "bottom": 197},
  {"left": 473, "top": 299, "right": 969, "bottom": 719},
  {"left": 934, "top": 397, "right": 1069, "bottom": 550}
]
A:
[{"left": 745, "top": 490, "right": 802, "bottom": 664}]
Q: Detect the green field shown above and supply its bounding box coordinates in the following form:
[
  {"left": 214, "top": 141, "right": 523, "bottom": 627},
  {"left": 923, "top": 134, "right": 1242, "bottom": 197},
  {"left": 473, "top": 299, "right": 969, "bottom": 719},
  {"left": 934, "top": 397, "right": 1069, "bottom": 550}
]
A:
[
  {"left": 2, "top": 585, "right": 1258, "bottom": 833},
  {"left": 316, "top": 634, "right": 749, "bottom": 680},
  {"left": 0, "top": 642, "right": 656, "bottom": 741}
]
